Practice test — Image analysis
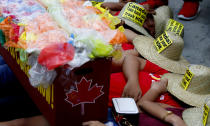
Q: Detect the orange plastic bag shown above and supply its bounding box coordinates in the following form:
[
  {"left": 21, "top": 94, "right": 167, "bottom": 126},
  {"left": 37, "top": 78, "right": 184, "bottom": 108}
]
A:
[{"left": 109, "top": 30, "right": 128, "bottom": 45}]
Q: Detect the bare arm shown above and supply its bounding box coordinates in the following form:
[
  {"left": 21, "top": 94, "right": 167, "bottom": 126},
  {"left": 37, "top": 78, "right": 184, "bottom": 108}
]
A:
[
  {"left": 137, "top": 79, "right": 186, "bottom": 126},
  {"left": 101, "top": 2, "right": 126, "bottom": 11},
  {"left": 121, "top": 54, "right": 146, "bottom": 101},
  {"left": 124, "top": 29, "right": 138, "bottom": 42}
]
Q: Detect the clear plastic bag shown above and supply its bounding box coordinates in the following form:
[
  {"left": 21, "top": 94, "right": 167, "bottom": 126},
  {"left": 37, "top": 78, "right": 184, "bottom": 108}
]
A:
[
  {"left": 74, "top": 29, "right": 113, "bottom": 58},
  {"left": 68, "top": 41, "right": 91, "bottom": 69},
  {"left": 28, "top": 55, "right": 57, "bottom": 88}
]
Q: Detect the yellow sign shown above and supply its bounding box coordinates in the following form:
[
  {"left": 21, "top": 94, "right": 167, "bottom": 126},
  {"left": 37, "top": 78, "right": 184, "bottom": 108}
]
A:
[
  {"left": 166, "top": 19, "right": 184, "bottom": 36},
  {"left": 203, "top": 104, "right": 209, "bottom": 126},
  {"left": 154, "top": 32, "right": 173, "bottom": 53},
  {"left": 122, "top": 2, "right": 147, "bottom": 26},
  {"left": 181, "top": 68, "right": 194, "bottom": 90}
]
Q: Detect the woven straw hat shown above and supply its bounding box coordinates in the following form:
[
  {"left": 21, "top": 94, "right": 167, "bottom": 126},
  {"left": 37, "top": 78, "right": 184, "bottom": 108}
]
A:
[
  {"left": 182, "top": 97, "right": 210, "bottom": 126},
  {"left": 153, "top": 6, "right": 173, "bottom": 38},
  {"left": 133, "top": 31, "right": 189, "bottom": 74},
  {"left": 118, "top": 3, "right": 173, "bottom": 38},
  {"left": 162, "top": 65, "right": 210, "bottom": 107}
]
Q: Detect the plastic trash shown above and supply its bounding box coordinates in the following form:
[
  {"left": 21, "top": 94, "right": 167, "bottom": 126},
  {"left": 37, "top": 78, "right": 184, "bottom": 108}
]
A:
[
  {"left": 68, "top": 41, "right": 91, "bottom": 69},
  {"left": 38, "top": 42, "right": 75, "bottom": 70},
  {"left": 29, "top": 60, "right": 57, "bottom": 88}
]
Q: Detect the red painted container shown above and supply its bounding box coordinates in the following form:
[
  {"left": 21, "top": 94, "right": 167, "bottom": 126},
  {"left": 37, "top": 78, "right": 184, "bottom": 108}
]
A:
[{"left": 0, "top": 46, "right": 111, "bottom": 126}]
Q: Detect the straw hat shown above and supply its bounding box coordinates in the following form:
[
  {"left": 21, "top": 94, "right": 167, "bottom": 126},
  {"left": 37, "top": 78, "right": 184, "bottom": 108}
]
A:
[
  {"left": 133, "top": 31, "right": 189, "bottom": 74},
  {"left": 153, "top": 6, "right": 173, "bottom": 38},
  {"left": 118, "top": 2, "right": 173, "bottom": 38},
  {"left": 162, "top": 65, "right": 210, "bottom": 107},
  {"left": 182, "top": 97, "right": 210, "bottom": 126}
]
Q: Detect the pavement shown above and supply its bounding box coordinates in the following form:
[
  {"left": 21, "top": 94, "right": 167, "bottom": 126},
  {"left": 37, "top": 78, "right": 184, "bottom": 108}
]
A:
[{"left": 169, "top": 0, "right": 210, "bottom": 67}]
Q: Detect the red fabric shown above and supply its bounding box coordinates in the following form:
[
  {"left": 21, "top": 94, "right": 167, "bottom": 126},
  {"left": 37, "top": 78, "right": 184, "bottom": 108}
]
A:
[
  {"left": 142, "top": 60, "right": 168, "bottom": 75},
  {"left": 109, "top": 60, "right": 182, "bottom": 108},
  {"left": 140, "top": 0, "right": 168, "bottom": 9},
  {"left": 122, "top": 42, "right": 135, "bottom": 50},
  {"left": 114, "top": 11, "right": 121, "bottom": 16},
  {"left": 178, "top": 1, "right": 199, "bottom": 18}
]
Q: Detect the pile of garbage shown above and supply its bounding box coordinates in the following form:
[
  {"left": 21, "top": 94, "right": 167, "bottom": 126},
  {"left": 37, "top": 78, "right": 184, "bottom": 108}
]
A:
[{"left": 0, "top": 0, "right": 128, "bottom": 88}]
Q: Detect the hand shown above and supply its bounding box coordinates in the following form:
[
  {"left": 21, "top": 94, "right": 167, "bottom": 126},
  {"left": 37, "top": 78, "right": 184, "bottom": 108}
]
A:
[
  {"left": 82, "top": 121, "right": 106, "bottom": 126},
  {"left": 122, "top": 81, "right": 141, "bottom": 101},
  {"left": 151, "top": 78, "right": 168, "bottom": 94},
  {"left": 173, "top": 120, "right": 187, "bottom": 126}
]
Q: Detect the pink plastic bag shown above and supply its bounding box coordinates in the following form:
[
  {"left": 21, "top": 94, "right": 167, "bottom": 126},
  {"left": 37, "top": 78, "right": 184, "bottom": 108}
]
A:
[{"left": 38, "top": 43, "right": 75, "bottom": 70}]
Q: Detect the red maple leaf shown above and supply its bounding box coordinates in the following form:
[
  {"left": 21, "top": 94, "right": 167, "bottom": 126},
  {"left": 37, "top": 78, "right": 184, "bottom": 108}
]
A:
[{"left": 65, "top": 77, "right": 104, "bottom": 107}]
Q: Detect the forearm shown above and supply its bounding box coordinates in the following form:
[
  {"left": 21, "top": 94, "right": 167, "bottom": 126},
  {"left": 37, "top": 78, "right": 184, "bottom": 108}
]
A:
[
  {"left": 138, "top": 87, "right": 166, "bottom": 118},
  {"left": 139, "top": 100, "right": 180, "bottom": 125},
  {"left": 124, "top": 29, "right": 138, "bottom": 42},
  {"left": 140, "top": 87, "right": 161, "bottom": 102},
  {"left": 122, "top": 55, "right": 140, "bottom": 82},
  {"left": 101, "top": 2, "right": 126, "bottom": 11}
]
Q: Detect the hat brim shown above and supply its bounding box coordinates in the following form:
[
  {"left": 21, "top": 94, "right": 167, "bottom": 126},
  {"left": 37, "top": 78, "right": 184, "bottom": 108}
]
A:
[
  {"left": 162, "top": 73, "right": 210, "bottom": 107},
  {"left": 133, "top": 35, "right": 189, "bottom": 74},
  {"left": 154, "top": 6, "right": 173, "bottom": 38},
  {"left": 120, "top": 17, "right": 153, "bottom": 38},
  {"left": 182, "top": 107, "right": 205, "bottom": 126},
  {"left": 117, "top": 3, "right": 153, "bottom": 38}
]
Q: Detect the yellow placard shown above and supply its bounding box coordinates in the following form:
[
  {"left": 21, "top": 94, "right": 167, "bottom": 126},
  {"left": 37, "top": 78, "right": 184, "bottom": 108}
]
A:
[
  {"left": 181, "top": 69, "right": 194, "bottom": 90},
  {"left": 154, "top": 32, "right": 173, "bottom": 53},
  {"left": 122, "top": 2, "right": 147, "bottom": 26},
  {"left": 166, "top": 19, "right": 184, "bottom": 36},
  {"left": 203, "top": 104, "right": 209, "bottom": 126}
]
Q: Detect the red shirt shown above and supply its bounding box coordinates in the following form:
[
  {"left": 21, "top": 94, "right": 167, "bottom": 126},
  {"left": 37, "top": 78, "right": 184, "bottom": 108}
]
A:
[{"left": 109, "top": 60, "right": 182, "bottom": 108}]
